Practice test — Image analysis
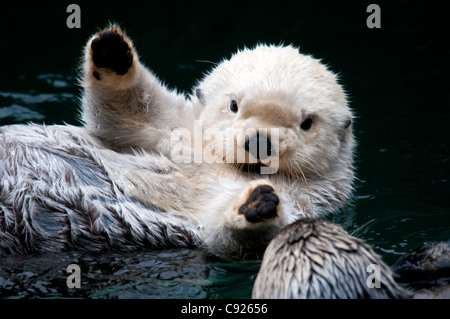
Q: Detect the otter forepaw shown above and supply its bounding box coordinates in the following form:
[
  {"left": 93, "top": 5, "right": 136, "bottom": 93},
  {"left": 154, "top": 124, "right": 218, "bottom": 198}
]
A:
[
  {"left": 91, "top": 29, "right": 133, "bottom": 75},
  {"left": 238, "top": 185, "right": 279, "bottom": 223}
]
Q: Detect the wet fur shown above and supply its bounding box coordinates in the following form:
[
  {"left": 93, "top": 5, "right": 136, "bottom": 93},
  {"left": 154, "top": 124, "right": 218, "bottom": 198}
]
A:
[
  {"left": 0, "top": 125, "right": 202, "bottom": 254},
  {"left": 252, "top": 218, "right": 412, "bottom": 299}
]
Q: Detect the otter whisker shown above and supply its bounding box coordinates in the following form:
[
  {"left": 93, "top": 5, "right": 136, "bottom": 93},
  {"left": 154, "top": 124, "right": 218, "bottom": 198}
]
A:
[
  {"left": 235, "top": 163, "right": 245, "bottom": 181},
  {"left": 296, "top": 152, "right": 327, "bottom": 180},
  {"left": 349, "top": 219, "right": 376, "bottom": 237},
  {"left": 195, "top": 59, "right": 218, "bottom": 66},
  {"left": 332, "top": 182, "right": 351, "bottom": 212},
  {"left": 285, "top": 159, "right": 313, "bottom": 216},
  {"left": 290, "top": 151, "right": 353, "bottom": 216}
]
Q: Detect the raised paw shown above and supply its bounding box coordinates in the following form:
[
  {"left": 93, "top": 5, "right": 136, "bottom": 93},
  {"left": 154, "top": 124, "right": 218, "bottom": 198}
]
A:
[
  {"left": 91, "top": 29, "right": 133, "bottom": 75},
  {"left": 238, "top": 185, "right": 279, "bottom": 223}
]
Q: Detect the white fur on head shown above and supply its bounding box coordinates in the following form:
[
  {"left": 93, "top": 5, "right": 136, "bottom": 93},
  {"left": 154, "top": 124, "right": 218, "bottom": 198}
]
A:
[{"left": 194, "top": 44, "right": 354, "bottom": 180}]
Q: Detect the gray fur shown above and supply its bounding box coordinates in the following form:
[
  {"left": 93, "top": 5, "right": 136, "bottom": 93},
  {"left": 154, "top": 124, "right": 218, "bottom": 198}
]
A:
[
  {"left": 252, "top": 218, "right": 412, "bottom": 298},
  {"left": 0, "top": 124, "right": 202, "bottom": 255}
]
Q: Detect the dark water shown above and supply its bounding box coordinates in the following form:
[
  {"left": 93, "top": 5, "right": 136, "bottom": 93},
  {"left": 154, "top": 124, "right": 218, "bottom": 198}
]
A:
[
  {"left": 1, "top": 1, "right": 449, "bottom": 298},
  {"left": 0, "top": 249, "right": 260, "bottom": 299}
]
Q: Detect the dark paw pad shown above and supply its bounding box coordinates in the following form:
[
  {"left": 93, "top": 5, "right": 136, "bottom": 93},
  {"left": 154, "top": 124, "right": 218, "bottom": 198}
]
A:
[
  {"left": 238, "top": 185, "right": 279, "bottom": 223},
  {"left": 91, "top": 30, "right": 133, "bottom": 75}
]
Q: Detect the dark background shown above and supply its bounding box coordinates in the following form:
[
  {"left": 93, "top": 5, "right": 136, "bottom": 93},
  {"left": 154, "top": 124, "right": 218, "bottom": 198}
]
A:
[{"left": 0, "top": 0, "right": 449, "bottom": 298}]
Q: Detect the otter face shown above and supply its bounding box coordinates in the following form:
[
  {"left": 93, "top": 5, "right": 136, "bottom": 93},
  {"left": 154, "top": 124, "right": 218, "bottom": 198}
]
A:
[{"left": 195, "top": 45, "right": 354, "bottom": 177}]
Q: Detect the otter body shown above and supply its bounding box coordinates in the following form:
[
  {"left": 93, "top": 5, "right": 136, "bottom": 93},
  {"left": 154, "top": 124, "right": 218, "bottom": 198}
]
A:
[
  {"left": 392, "top": 240, "right": 450, "bottom": 299},
  {"left": 0, "top": 26, "right": 355, "bottom": 258},
  {"left": 252, "top": 218, "right": 411, "bottom": 299},
  {"left": 252, "top": 218, "right": 450, "bottom": 299}
]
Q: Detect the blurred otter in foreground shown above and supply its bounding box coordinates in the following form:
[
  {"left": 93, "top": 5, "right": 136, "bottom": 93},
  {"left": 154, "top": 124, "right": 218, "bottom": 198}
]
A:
[
  {"left": 392, "top": 240, "right": 450, "bottom": 299},
  {"left": 252, "top": 218, "right": 449, "bottom": 299}
]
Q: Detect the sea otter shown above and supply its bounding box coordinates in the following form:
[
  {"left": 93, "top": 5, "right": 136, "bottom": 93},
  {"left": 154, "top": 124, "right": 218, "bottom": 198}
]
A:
[
  {"left": 252, "top": 218, "right": 412, "bottom": 298},
  {"left": 0, "top": 25, "right": 355, "bottom": 258},
  {"left": 252, "top": 218, "right": 449, "bottom": 299}
]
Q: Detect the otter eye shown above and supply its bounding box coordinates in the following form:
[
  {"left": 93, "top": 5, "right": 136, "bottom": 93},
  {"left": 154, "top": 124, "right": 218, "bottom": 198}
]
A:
[
  {"left": 343, "top": 119, "right": 352, "bottom": 129},
  {"left": 300, "top": 118, "right": 313, "bottom": 131},
  {"left": 230, "top": 100, "right": 238, "bottom": 113}
]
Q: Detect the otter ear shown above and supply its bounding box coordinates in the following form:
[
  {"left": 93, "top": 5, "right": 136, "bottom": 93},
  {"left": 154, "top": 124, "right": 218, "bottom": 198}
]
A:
[
  {"left": 196, "top": 88, "right": 205, "bottom": 104},
  {"left": 343, "top": 119, "right": 352, "bottom": 129}
]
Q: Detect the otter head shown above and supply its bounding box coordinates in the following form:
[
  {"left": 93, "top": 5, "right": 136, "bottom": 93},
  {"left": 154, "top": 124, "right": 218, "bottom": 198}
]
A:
[{"left": 193, "top": 45, "right": 354, "bottom": 179}]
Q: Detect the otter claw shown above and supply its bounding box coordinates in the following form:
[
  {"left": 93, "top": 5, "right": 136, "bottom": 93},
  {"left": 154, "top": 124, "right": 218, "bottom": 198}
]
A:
[{"left": 238, "top": 185, "right": 279, "bottom": 223}]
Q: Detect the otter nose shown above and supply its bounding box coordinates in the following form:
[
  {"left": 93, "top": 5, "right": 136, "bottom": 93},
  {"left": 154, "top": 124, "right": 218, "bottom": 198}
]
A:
[{"left": 244, "top": 133, "right": 273, "bottom": 160}]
